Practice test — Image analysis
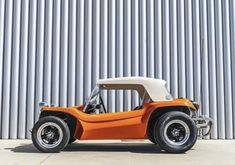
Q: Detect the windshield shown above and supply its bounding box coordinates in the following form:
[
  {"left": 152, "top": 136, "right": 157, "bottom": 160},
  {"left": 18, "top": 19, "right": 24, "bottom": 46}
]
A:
[{"left": 83, "top": 86, "right": 100, "bottom": 111}]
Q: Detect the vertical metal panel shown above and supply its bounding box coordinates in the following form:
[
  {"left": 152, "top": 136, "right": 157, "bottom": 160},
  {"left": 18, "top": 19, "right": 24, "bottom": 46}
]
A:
[
  {"left": 59, "top": 0, "right": 68, "bottom": 107},
  {"left": 26, "top": 0, "right": 37, "bottom": 138},
  {"left": 124, "top": 0, "right": 131, "bottom": 110},
  {"left": 116, "top": 0, "right": 124, "bottom": 112},
  {"left": 185, "top": 0, "right": 194, "bottom": 100},
  {"left": 230, "top": 0, "right": 235, "bottom": 139},
  {"left": 146, "top": 0, "right": 155, "bottom": 78},
  {"left": 162, "top": 0, "right": 170, "bottom": 90},
  {"left": 139, "top": 0, "right": 147, "bottom": 77},
  {"left": 0, "top": 0, "right": 5, "bottom": 137},
  {"left": 44, "top": 0, "right": 53, "bottom": 105},
  {"left": 192, "top": 0, "right": 201, "bottom": 105},
  {"left": 92, "top": 0, "right": 100, "bottom": 86},
  {"left": 132, "top": 0, "right": 139, "bottom": 107},
  {"left": 52, "top": 0, "right": 61, "bottom": 106},
  {"left": 207, "top": 0, "right": 218, "bottom": 139},
  {"left": 68, "top": 0, "right": 77, "bottom": 106},
  {"left": 1, "top": 0, "right": 235, "bottom": 139},
  {"left": 215, "top": 0, "right": 226, "bottom": 139},
  {"left": 222, "top": 0, "right": 233, "bottom": 139},
  {"left": 84, "top": 0, "right": 92, "bottom": 99},
  {"left": 18, "top": 0, "right": 29, "bottom": 139},
  {"left": 10, "top": 0, "right": 21, "bottom": 138},
  {"left": 1, "top": 0, "right": 13, "bottom": 138},
  {"left": 154, "top": 0, "right": 162, "bottom": 79},
  {"left": 35, "top": 0, "right": 45, "bottom": 127},
  {"left": 169, "top": 0, "right": 178, "bottom": 97},
  {"left": 100, "top": 0, "right": 108, "bottom": 108},
  {"left": 177, "top": 0, "right": 186, "bottom": 98},
  {"left": 76, "top": 0, "right": 84, "bottom": 104},
  {"left": 200, "top": 0, "right": 210, "bottom": 137},
  {"left": 108, "top": 0, "right": 116, "bottom": 112}
]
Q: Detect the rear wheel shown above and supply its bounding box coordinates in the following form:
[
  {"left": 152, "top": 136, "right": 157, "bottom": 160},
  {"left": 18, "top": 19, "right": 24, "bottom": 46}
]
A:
[
  {"left": 32, "top": 116, "right": 70, "bottom": 153},
  {"left": 154, "top": 111, "right": 197, "bottom": 153}
]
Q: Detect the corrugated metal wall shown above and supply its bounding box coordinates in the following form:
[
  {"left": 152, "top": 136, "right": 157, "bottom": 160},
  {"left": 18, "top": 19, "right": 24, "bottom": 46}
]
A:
[{"left": 0, "top": 0, "right": 235, "bottom": 139}]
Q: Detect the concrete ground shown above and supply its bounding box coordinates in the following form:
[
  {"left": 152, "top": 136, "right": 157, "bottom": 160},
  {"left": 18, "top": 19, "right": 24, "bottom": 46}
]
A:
[{"left": 0, "top": 140, "right": 234, "bottom": 165}]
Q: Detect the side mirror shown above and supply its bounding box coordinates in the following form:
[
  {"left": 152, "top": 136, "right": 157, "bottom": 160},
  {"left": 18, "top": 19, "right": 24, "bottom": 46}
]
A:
[{"left": 39, "top": 102, "right": 48, "bottom": 108}]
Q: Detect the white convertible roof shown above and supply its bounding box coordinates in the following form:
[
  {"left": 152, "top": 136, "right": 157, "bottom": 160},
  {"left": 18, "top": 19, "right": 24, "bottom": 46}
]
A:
[{"left": 96, "top": 77, "right": 172, "bottom": 101}]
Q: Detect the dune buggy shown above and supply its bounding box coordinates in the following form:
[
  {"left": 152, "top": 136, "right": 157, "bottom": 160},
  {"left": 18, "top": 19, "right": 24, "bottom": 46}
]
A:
[{"left": 32, "top": 77, "right": 212, "bottom": 153}]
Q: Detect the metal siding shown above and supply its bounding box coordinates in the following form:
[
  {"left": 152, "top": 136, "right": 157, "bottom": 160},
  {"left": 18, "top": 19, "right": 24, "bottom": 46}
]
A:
[{"left": 0, "top": 0, "right": 235, "bottom": 139}]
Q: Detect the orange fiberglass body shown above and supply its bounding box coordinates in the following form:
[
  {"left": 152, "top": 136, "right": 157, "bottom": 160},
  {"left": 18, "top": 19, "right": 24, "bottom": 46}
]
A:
[{"left": 41, "top": 98, "right": 196, "bottom": 140}]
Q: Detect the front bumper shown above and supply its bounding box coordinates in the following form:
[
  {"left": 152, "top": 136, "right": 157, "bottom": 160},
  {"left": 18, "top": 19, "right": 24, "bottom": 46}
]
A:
[{"left": 192, "top": 115, "right": 213, "bottom": 138}]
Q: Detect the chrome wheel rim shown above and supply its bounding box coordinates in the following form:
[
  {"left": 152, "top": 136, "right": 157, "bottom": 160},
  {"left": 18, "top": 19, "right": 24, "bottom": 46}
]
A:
[
  {"left": 37, "top": 122, "right": 63, "bottom": 148},
  {"left": 163, "top": 119, "right": 190, "bottom": 146}
]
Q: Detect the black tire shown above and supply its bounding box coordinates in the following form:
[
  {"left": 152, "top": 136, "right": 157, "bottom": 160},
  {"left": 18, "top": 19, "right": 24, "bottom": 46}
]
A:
[
  {"left": 154, "top": 111, "right": 197, "bottom": 153},
  {"left": 32, "top": 116, "right": 70, "bottom": 153},
  {"left": 147, "top": 119, "right": 159, "bottom": 144},
  {"left": 148, "top": 133, "right": 157, "bottom": 144},
  {"left": 68, "top": 137, "right": 76, "bottom": 144}
]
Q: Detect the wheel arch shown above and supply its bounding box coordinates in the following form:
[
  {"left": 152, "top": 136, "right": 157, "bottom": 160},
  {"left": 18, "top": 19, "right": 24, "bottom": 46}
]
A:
[
  {"left": 39, "top": 111, "right": 78, "bottom": 139},
  {"left": 147, "top": 106, "right": 194, "bottom": 137}
]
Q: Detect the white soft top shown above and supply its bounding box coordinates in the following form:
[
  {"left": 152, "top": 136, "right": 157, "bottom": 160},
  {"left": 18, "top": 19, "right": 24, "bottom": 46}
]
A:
[{"left": 96, "top": 77, "right": 172, "bottom": 101}]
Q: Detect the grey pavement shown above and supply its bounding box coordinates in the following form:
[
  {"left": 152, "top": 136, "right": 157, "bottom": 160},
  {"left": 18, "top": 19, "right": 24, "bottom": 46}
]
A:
[{"left": 0, "top": 139, "right": 234, "bottom": 165}]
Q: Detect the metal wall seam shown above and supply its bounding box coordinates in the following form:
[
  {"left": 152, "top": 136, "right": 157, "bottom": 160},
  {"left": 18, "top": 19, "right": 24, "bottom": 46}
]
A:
[
  {"left": 170, "top": 0, "right": 178, "bottom": 97},
  {"left": 92, "top": 0, "right": 100, "bottom": 89},
  {"left": 207, "top": 0, "right": 218, "bottom": 139},
  {"left": 185, "top": 0, "right": 194, "bottom": 100},
  {"left": 9, "top": 0, "right": 21, "bottom": 139},
  {"left": 26, "top": 0, "right": 37, "bottom": 138},
  {"left": 154, "top": 0, "right": 162, "bottom": 79},
  {"left": 116, "top": 0, "right": 124, "bottom": 112},
  {"left": 177, "top": 0, "right": 186, "bottom": 98},
  {"left": 100, "top": 0, "right": 108, "bottom": 108},
  {"left": 84, "top": 0, "right": 92, "bottom": 101},
  {"left": 68, "top": 0, "right": 77, "bottom": 106},
  {"left": 124, "top": 0, "right": 131, "bottom": 111},
  {"left": 0, "top": 0, "right": 5, "bottom": 137},
  {"left": 108, "top": 0, "right": 116, "bottom": 112},
  {"left": 162, "top": 0, "right": 170, "bottom": 90},
  {"left": 76, "top": 0, "right": 84, "bottom": 104},
  {"left": 139, "top": 0, "right": 147, "bottom": 77},
  {"left": 215, "top": 0, "right": 226, "bottom": 139},
  {"left": 132, "top": 0, "right": 139, "bottom": 107},
  {"left": 44, "top": 0, "right": 53, "bottom": 107},
  {"left": 2, "top": 0, "right": 13, "bottom": 139},
  {"left": 222, "top": 0, "right": 233, "bottom": 139},
  {"left": 147, "top": 0, "right": 155, "bottom": 78},
  {"left": 230, "top": 0, "right": 235, "bottom": 138},
  {"left": 52, "top": 0, "right": 61, "bottom": 106},
  {"left": 35, "top": 0, "right": 45, "bottom": 125},
  {"left": 192, "top": 0, "right": 200, "bottom": 106},
  {"left": 60, "top": 0, "right": 68, "bottom": 107},
  {"left": 18, "top": 0, "right": 29, "bottom": 139},
  {"left": 200, "top": 0, "right": 210, "bottom": 138}
]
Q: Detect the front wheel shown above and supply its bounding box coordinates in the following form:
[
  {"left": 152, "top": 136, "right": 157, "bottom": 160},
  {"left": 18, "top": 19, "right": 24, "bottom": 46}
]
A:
[
  {"left": 154, "top": 111, "right": 197, "bottom": 153},
  {"left": 32, "top": 116, "right": 70, "bottom": 153}
]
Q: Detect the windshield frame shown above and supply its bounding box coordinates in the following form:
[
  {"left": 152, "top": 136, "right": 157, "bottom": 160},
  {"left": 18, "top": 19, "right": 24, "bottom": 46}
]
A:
[{"left": 83, "top": 85, "right": 100, "bottom": 111}]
